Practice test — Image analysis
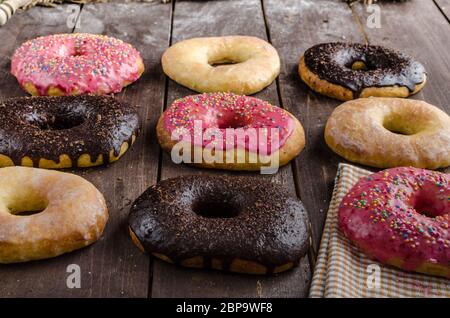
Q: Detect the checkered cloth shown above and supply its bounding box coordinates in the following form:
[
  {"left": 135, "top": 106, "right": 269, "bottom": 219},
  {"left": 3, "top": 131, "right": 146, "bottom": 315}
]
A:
[{"left": 309, "top": 163, "right": 450, "bottom": 298}]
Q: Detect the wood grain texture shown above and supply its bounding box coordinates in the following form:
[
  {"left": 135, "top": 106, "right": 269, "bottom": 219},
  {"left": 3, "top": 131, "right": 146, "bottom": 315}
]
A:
[
  {"left": 435, "top": 0, "right": 450, "bottom": 22},
  {"left": 1, "top": 0, "right": 446, "bottom": 298},
  {"left": 352, "top": 0, "right": 450, "bottom": 174},
  {"left": 0, "top": 5, "right": 88, "bottom": 297},
  {"left": 262, "top": 0, "right": 365, "bottom": 254},
  {"left": 152, "top": 0, "right": 312, "bottom": 298},
  {"left": 72, "top": 2, "right": 172, "bottom": 297},
  {"left": 0, "top": 3, "right": 172, "bottom": 297}
]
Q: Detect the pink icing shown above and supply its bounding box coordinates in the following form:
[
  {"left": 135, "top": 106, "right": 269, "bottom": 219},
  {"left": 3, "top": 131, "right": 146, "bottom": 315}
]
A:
[
  {"left": 339, "top": 167, "right": 449, "bottom": 275},
  {"left": 11, "top": 33, "right": 143, "bottom": 95},
  {"left": 163, "top": 93, "right": 295, "bottom": 155}
]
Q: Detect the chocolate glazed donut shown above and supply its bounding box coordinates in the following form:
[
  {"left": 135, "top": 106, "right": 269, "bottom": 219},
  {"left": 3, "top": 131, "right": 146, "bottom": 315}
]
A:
[
  {"left": 299, "top": 42, "right": 426, "bottom": 101},
  {"left": 128, "top": 175, "right": 310, "bottom": 275},
  {"left": 0, "top": 95, "right": 140, "bottom": 168}
]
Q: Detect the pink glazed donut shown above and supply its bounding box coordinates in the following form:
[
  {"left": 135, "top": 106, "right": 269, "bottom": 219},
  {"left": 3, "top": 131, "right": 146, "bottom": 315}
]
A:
[
  {"left": 11, "top": 33, "right": 144, "bottom": 96},
  {"left": 339, "top": 167, "right": 449, "bottom": 278},
  {"left": 156, "top": 93, "right": 305, "bottom": 171}
]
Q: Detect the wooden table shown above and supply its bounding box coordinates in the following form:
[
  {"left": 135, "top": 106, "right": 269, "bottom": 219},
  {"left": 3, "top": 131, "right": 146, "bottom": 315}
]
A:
[{"left": 0, "top": 0, "right": 449, "bottom": 298}]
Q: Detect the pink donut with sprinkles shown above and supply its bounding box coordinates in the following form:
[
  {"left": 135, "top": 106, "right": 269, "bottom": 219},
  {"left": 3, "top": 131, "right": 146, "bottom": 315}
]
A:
[
  {"left": 339, "top": 167, "right": 449, "bottom": 278},
  {"left": 11, "top": 33, "right": 144, "bottom": 96},
  {"left": 157, "top": 93, "right": 305, "bottom": 171}
]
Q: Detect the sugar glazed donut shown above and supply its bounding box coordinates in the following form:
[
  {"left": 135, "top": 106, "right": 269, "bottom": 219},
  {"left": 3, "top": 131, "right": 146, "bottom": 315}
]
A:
[
  {"left": 157, "top": 93, "right": 305, "bottom": 172},
  {"left": 128, "top": 175, "right": 310, "bottom": 274},
  {"left": 0, "top": 167, "right": 108, "bottom": 263},
  {"left": 11, "top": 33, "right": 144, "bottom": 96},
  {"left": 0, "top": 95, "right": 140, "bottom": 168},
  {"left": 162, "top": 36, "right": 280, "bottom": 95},
  {"left": 325, "top": 98, "right": 450, "bottom": 169},
  {"left": 339, "top": 167, "right": 449, "bottom": 278},
  {"left": 299, "top": 43, "right": 426, "bottom": 101}
]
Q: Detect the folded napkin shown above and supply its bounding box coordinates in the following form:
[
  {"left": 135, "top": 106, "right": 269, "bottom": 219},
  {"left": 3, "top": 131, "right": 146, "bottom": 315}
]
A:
[{"left": 309, "top": 163, "right": 449, "bottom": 298}]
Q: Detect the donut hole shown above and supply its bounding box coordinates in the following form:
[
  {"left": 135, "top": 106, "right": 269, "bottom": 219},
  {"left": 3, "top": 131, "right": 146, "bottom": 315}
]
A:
[
  {"left": 192, "top": 199, "right": 241, "bottom": 218},
  {"left": 210, "top": 60, "right": 240, "bottom": 67},
  {"left": 350, "top": 60, "right": 369, "bottom": 71},
  {"left": 414, "top": 199, "right": 441, "bottom": 218},
  {"left": 208, "top": 52, "right": 246, "bottom": 68},
  {"left": 6, "top": 193, "right": 48, "bottom": 216},
  {"left": 217, "top": 114, "right": 251, "bottom": 129},
  {"left": 46, "top": 113, "right": 86, "bottom": 130},
  {"left": 67, "top": 45, "right": 85, "bottom": 57},
  {"left": 382, "top": 116, "right": 420, "bottom": 136},
  {"left": 70, "top": 51, "right": 84, "bottom": 57},
  {"left": 413, "top": 187, "right": 449, "bottom": 218},
  {"left": 25, "top": 110, "right": 86, "bottom": 131}
]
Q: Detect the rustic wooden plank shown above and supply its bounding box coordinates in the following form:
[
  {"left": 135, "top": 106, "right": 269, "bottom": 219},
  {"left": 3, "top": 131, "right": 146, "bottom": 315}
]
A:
[
  {"left": 72, "top": 2, "right": 172, "bottom": 298},
  {"left": 0, "top": 3, "right": 172, "bottom": 297},
  {"left": 262, "top": 0, "right": 365, "bottom": 254},
  {"left": 0, "top": 5, "right": 86, "bottom": 297},
  {"left": 435, "top": 0, "right": 450, "bottom": 22},
  {"left": 152, "top": 0, "right": 311, "bottom": 298},
  {"left": 352, "top": 0, "right": 450, "bottom": 174}
]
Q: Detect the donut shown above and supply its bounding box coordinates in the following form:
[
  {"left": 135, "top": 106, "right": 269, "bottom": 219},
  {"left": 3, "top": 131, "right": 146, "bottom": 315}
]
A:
[
  {"left": 157, "top": 93, "right": 305, "bottom": 172},
  {"left": 128, "top": 175, "right": 310, "bottom": 274},
  {"left": 0, "top": 95, "right": 140, "bottom": 169},
  {"left": 324, "top": 98, "right": 450, "bottom": 169},
  {"left": 161, "top": 36, "right": 280, "bottom": 95},
  {"left": 339, "top": 167, "right": 449, "bottom": 278},
  {"left": 299, "top": 42, "right": 426, "bottom": 101},
  {"left": 0, "top": 166, "right": 108, "bottom": 263},
  {"left": 11, "top": 33, "right": 144, "bottom": 96}
]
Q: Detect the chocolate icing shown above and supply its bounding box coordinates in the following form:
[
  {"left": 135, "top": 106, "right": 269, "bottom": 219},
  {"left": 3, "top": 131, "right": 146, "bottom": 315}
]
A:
[
  {"left": 128, "top": 175, "right": 310, "bottom": 274},
  {"left": 0, "top": 95, "right": 140, "bottom": 166},
  {"left": 303, "top": 42, "right": 426, "bottom": 96}
]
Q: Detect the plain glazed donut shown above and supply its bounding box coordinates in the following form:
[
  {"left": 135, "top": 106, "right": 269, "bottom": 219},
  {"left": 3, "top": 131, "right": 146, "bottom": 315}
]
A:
[
  {"left": 0, "top": 95, "right": 140, "bottom": 169},
  {"left": 161, "top": 36, "right": 280, "bottom": 95},
  {"left": 128, "top": 175, "right": 310, "bottom": 275},
  {"left": 325, "top": 98, "right": 450, "bottom": 169},
  {"left": 339, "top": 167, "right": 449, "bottom": 278},
  {"left": 157, "top": 93, "right": 305, "bottom": 172},
  {"left": 11, "top": 33, "right": 144, "bottom": 96},
  {"left": 299, "top": 43, "right": 426, "bottom": 101},
  {"left": 0, "top": 167, "right": 108, "bottom": 263}
]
